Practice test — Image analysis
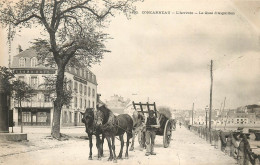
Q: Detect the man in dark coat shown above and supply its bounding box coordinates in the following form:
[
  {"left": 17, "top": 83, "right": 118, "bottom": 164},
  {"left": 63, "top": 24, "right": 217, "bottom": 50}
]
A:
[{"left": 145, "top": 110, "right": 159, "bottom": 156}]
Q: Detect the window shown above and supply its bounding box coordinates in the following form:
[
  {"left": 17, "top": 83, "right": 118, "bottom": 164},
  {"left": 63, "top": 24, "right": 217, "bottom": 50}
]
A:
[
  {"left": 84, "top": 86, "right": 87, "bottom": 95},
  {"left": 30, "top": 76, "right": 38, "bottom": 88},
  {"left": 44, "top": 58, "right": 49, "bottom": 66},
  {"left": 74, "top": 82, "right": 78, "bottom": 93},
  {"left": 79, "top": 84, "right": 83, "bottom": 94},
  {"left": 74, "top": 97, "right": 77, "bottom": 108},
  {"left": 19, "top": 58, "right": 26, "bottom": 67},
  {"left": 81, "top": 69, "right": 84, "bottom": 77},
  {"left": 78, "top": 69, "right": 80, "bottom": 76},
  {"left": 84, "top": 99, "right": 87, "bottom": 109},
  {"left": 31, "top": 57, "right": 37, "bottom": 67},
  {"left": 76, "top": 68, "right": 80, "bottom": 75},
  {"left": 89, "top": 73, "right": 92, "bottom": 81},
  {"left": 67, "top": 80, "right": 72, "bottom": 91},
  {"left": 79, "top": 113, "right": 81, "bottom": 123},
  {"left": 86, "top": 71, "right": 88, "bottom": 79},
  {"left": 69, "top": 112, "right": 72, "bottom": 123},
  {"left": 88, "top": 100, "right": 90, "bottom": 108},
  {"left": 71, "top": 68, "right": 75, "bottom": 74},
  {"left": 31, "top": 94, "right": 38, "bottom": 102},
  {"left": 92, "top": 101, "right": 95, "bottom": 108},
  {"left": 22, "top": 112, "right": 31, "bottom": 122},
  {"left": 64, "top": 111, "right": 68, "bottom": 123},
  {"left": 44, "top": 94, "right": 50, "bottom": 102},
  {"left": 37, "top": 112, "right": 47, "bottom": 123},
  {"left": 18, "top": 76, "right": 25, "bottom": 82},
  {"left": 92, "top": 89, "right": 95, "bottom": 98},
  {"left": 80, "top": 98, "right": 82, "bottom": 108},
  {"left": 88, "top": 87, "right": 91, "bottom": 96}
]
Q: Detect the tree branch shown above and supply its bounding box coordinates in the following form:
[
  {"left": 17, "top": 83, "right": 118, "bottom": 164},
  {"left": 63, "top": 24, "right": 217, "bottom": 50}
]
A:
[
  {"left": 40, "top": 0, "right": 51, "bottom": 31},
  {"left": 56, "top": 0, "right": 92, "bottom": 19},
  {"left": 14, "top": 14, "right": 42, "bottom": 26},
  {"left": 60, "top": 15, "right": 83, "bottom": 35},
  {"left": 58, "top": 40, "right": 75, "bottom": 52},
  {"left": 98, "top": 0, "right": 131, "bottom": 19},
  {"left": 59, "top": 0, "right": 130, "bottom": 21},
  {"left": 51, "top": 0, "right": 58, "bottom": 29}
]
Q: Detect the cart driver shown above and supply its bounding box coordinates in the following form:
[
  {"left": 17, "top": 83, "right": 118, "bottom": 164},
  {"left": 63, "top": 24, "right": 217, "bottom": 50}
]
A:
[{"left": 145, "top": 109, "right": 160, "bottom": 156}]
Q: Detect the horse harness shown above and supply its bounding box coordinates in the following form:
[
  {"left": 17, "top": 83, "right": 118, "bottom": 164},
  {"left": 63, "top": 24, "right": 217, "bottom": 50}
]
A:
[{"left": 114, "top": 117, "right": 133, "bottom": 135}]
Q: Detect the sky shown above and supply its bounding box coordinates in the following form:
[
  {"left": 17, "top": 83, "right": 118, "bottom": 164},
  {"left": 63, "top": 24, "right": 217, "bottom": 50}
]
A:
[{"left": 0, "top": 0, "right": 260, "bottom": 110}]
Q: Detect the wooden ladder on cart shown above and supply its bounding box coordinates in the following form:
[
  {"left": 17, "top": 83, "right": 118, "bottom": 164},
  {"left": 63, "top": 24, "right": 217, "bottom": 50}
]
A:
[{"left": 132, "top": 101, "right": 158, "bottom": 118}]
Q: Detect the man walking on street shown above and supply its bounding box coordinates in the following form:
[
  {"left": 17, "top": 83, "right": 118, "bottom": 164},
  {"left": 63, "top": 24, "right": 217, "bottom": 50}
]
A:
[{"left": 145, "top": 110, "right": 159, "bottom": 156}]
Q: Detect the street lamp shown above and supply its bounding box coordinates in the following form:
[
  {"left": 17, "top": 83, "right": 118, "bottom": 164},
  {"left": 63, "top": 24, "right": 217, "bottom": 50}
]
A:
[{"left": 205, "top": 105, "right": 209, "bottom": 128}]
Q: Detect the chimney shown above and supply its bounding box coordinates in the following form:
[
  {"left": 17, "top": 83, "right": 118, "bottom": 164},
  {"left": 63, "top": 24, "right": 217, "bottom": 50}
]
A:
[{"left": 17, "top": 45, "right": 23, "bottom": 54}]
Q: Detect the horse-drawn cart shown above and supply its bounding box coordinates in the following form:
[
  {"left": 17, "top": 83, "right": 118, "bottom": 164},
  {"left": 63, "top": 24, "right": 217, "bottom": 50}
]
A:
[{"left": 132, "top": 101, "right": 175, "bottom": 148}]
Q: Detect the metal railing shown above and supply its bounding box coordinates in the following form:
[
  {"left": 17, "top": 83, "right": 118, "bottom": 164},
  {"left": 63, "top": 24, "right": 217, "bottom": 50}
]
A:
[{"left": 187, "top": 125, "right": 260, "bottom": 165}]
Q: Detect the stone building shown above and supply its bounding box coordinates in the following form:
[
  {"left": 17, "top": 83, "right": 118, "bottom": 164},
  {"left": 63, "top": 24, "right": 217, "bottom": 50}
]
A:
[{"left": 10, "top": 47, "right": 97, "bottom": 126}]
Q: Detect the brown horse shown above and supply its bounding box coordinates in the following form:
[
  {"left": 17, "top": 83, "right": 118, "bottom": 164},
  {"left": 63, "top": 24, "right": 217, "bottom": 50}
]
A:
[
  {"left": 96, "top": 105, "right": 133, "bottom": 163},
  {"left": 80, "top": 108, "right": 105, "bottom": 160}
]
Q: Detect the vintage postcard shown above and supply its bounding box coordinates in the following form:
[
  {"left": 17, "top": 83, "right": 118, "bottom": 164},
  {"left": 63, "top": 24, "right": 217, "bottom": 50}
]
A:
[{"left": 0, "top": 0, "right": 259, "bottom": 165}]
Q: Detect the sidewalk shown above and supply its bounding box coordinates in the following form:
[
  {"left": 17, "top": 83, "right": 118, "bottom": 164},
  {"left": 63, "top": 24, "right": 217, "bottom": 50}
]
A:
[
  {"left": 170, "top": 126, "right": 237, "bottom": 165},
  {"left": 0, "top": 126, "right": 87, "bottom": 157}
]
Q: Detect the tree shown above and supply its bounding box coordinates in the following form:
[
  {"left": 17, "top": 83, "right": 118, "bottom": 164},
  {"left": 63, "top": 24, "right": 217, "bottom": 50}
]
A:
[
  {"left": 0, "top": 66, "right": 14, "bottom": 95},
  {"left": 12, "top": 80, "right": 33, "bottom": 133},
  {"left": 0, "top": 0, "right": 142, "bottom": 138},
  {"left": 40, "top": 75, "right": 73, "bottom": 107}
]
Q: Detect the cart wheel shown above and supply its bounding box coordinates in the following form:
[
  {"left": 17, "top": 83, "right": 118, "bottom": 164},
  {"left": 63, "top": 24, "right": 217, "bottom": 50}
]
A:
[{"left": 163, "top": 120, "right": 172, "bottom": 148}]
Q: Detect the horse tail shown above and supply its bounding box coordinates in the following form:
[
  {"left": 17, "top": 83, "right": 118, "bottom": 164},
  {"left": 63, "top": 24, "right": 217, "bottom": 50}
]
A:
[{"left": 128, "top": 115, "right": 134, "bottom": 139}]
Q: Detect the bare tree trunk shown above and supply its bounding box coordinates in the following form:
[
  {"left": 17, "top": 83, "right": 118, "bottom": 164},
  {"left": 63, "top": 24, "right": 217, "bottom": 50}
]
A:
[{"left": 51, "top": 64, "right": 65, "bottom": 139}]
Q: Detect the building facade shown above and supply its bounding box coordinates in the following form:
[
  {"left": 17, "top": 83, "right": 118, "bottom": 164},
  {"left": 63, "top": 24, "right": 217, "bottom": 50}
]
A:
[
  {"left": 190, "top": 105, "right": 260, "bottom": 127},
  {"left": 105, "top": 94, "right": 130, "bottom": 115},
  {"left": 10, "top": 47, "right": 98, "bottom": 126}
]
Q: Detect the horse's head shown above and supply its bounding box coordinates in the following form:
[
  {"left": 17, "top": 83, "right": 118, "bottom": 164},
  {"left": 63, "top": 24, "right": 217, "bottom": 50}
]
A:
[
  {"left": 81, "top": 108, "right": 95, "bottom": 133},
  {"left": 133, "top": 111, "right": 145, "bottom": 129},
  {"left": 96, "top": 107, "right": 105, "bottom": 127},
  {"left": 95, "top": 104, "right": 114, "bottom": 129}
]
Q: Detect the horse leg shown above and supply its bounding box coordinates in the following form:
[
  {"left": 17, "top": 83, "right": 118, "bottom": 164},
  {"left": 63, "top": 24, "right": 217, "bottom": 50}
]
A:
[
  {"left": 112, "top": 136, "right": 117, "bottom": 163},
  {"left": 117, "top": 135, "right": 124, "bottom": 159},
  {"left": 88, "top": 134, "right": 93, "bottom": 160},
  {"left": 130, "top": 130, "right": 135, "bottom": 151},
  {"left": 95, "top": 134, "right": 101, "bottom": 160},
  {"left": 125, "top": 133, "right": 131, "bottom": 159},
  {"left": 101, "top": 134, "right": 105, "bottom": 157},
  {"left": 106, "top": 137, "right": 113, "bottom": 161}
]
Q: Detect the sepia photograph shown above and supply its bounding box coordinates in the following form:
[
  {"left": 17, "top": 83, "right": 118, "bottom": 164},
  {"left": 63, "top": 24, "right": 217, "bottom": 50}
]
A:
[{"left": 0, "top": 0, "right": 260, "bottom": 164}]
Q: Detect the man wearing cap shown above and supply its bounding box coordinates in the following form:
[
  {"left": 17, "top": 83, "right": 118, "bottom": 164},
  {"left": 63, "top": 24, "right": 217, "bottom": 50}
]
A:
[{"left": 145, "top": 110, "right": 159, "bottom": 156}]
